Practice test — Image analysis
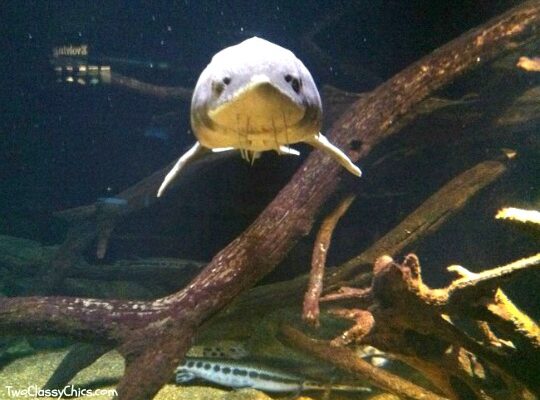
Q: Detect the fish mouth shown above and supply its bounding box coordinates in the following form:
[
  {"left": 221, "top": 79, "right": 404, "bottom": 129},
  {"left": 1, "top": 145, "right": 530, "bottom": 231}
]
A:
[{"left": 206, "top": 75, "right": 306, "bottom": 134}]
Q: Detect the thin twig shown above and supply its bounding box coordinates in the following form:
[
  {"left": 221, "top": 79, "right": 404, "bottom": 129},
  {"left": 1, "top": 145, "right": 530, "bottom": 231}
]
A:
[
  {"left": 320, "top": 286, "right": 372, "bottom": 302},
  {"left": 303, "top": 195, "right": 355, "bottom": 327},
  {"left": 447, "top": 253, "right": 540, "bottom": 301},
  {"left": 495, "top": 207, "right": 540, "bottom": 226}
]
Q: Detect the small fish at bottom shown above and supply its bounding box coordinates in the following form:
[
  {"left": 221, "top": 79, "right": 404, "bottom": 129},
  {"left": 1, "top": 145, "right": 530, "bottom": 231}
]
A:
[{"left": 175, "top": 357, "right": 371, "bottom": 394}]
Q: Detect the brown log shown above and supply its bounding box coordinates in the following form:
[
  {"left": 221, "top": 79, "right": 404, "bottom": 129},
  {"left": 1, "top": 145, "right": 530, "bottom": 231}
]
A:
[
  {"left": 281, "top": 325, "right": 448, "bottom": 400},
  {"left": 331, "top": 160, "right": 508, "bottom": 283},
  {"left": 110, "top": 71, "right": 192, "bottom": 101}
]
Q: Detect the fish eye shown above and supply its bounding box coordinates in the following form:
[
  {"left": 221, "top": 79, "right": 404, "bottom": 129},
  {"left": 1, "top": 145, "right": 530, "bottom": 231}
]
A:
[
  {"left": 284, "top": 74, "right": 301, "bottom": 93},
  {"left": 222, "top": 76, "right": 231, "bottom": 85}
]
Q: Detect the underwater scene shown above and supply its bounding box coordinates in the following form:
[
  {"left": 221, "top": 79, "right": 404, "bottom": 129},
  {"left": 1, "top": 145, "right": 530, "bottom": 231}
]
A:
[{"left": 2, "top": 1, "right": 540, "bottom": 399}]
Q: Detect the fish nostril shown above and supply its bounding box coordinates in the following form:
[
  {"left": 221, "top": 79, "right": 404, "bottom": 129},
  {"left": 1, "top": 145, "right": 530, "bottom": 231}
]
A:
[
  {"left": 222, "top": 76, "right": 231, "bottom": 85},
  {"left": 291, "top": 78, "right": 301, "bottom": 93},
  {"left": 212, "top": 81, "right": 225, "bottom": 96},
  {"left": 285, "top": 75, "right": 301, "bottom": 93}
]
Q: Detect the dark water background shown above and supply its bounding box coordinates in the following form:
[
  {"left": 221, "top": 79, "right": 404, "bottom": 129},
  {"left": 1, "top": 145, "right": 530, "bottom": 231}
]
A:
[{"left": 1, "top": 1, "right": 538, "bottom": 314}]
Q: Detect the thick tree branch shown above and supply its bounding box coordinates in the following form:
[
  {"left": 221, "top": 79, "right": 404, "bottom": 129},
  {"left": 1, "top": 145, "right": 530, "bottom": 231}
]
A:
[
  {"left": 331, "top": 160, "right": 508, "bottom": 283},
  {"left": 110, "top": 71, "right": 192, "bottom": 101}
]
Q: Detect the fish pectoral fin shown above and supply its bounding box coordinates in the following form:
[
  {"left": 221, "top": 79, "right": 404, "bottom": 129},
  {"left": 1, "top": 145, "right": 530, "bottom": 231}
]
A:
[
  {"left": 175, "top": 371, "right": 197, "bottom": 384},
  {"left": 305, "top": 133, "right": 362, "bottom": 177},
  {"left": 157, "top": 142, "right": 210, "bottom": 197},
  {"left": 278, "top": 145, "right": 300, "bottom": 156}
]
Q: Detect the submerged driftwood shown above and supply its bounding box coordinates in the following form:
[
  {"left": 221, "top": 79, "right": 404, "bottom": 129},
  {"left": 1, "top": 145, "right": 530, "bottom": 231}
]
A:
[
  {"left": 0, "top": 155, "right": 514, "bottom": 395},
  {"left": 1, "top": 2, "right": 540, "bottom": 399},
  {"left": 284, "top": 249, "right": 540, "bottom": 399},
  {"left": 221, "top": 158, "right": 510, "bottom": 319}
]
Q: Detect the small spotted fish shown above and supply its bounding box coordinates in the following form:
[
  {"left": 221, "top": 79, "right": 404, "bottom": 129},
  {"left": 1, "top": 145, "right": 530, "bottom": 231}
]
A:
[
  {"left": 187, "top": 340, "right": 250, "bottom": 359},
  {"left": 200, "top": 343, "right": 249, "bottom": 359},
  {"left": 175, "top": 356, "right": 371, "bottom": 394}
]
